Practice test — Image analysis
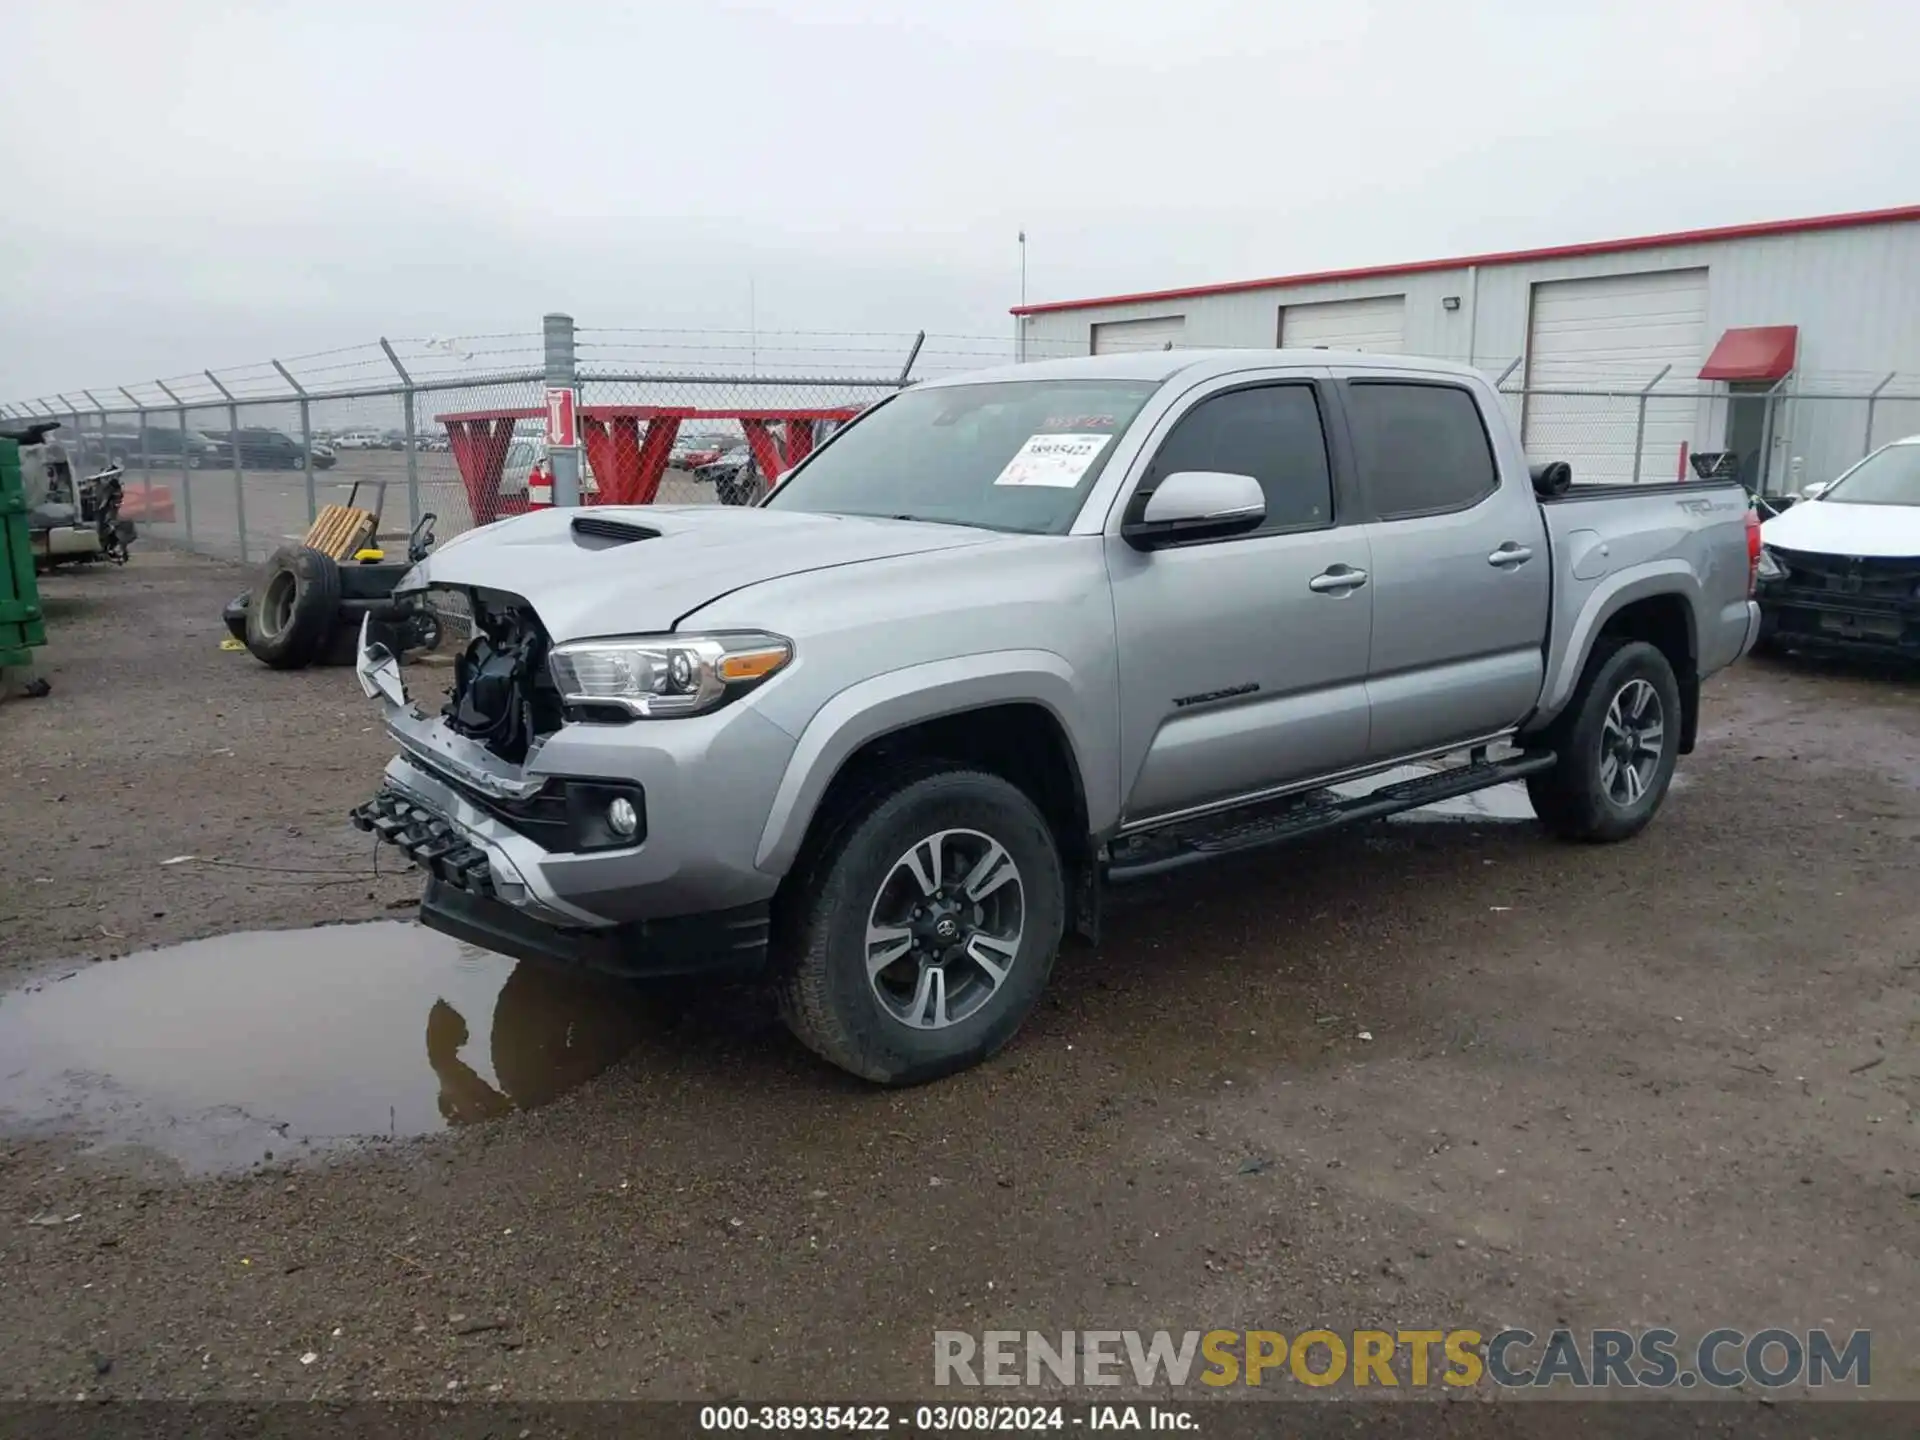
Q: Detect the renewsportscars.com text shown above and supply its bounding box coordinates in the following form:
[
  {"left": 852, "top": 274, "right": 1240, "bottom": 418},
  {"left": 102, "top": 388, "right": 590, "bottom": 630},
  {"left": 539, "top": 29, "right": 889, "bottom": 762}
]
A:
[{"left": 933, "top": 1328, "right": 1871, "bottom": 1390}]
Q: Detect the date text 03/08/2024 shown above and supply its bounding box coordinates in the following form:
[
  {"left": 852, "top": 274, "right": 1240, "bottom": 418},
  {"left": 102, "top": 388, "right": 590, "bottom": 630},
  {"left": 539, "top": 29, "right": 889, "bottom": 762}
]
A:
[{"left": 698, "top": 1405, "right": 1190, "bottom": 1432}]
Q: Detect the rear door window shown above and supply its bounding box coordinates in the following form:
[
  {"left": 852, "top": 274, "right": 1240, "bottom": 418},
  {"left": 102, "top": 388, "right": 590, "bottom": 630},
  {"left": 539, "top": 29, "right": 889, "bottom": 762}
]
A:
[{"left": 1345, "top": 382, "right": 1498, "bottom": 520}]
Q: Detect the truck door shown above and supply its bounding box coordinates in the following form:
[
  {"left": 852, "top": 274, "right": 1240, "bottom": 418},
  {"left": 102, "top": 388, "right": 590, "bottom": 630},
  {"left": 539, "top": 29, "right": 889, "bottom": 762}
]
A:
[
  {"left": 1106, "top": 375, "right": 1374, "bottom": 825},
  {"left": 1333, "top": 375, "right": 1551, "bottom": 759}
]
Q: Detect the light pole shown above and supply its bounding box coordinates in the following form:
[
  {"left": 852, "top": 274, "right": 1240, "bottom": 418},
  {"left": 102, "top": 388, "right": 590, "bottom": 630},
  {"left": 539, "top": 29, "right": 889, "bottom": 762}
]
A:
[{"left": 1017, "top": 229, "right": 1027, "bottom": 362}]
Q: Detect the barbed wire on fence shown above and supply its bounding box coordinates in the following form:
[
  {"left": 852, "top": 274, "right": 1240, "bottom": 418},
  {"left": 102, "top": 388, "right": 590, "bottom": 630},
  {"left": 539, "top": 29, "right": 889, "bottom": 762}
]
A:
[{"left": 9, "top": 323, "right": 1920, "bottom": 574}]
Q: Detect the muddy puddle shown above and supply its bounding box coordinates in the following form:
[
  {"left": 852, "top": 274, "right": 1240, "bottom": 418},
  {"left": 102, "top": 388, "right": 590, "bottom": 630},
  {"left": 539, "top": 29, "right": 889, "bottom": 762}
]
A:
[{"left": 0, "top": 922, "right": 650, "bottom": 1174}]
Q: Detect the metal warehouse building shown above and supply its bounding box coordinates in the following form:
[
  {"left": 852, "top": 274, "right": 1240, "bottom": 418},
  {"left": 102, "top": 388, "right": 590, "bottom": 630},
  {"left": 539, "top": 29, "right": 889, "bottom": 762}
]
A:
[{"left": 1013, "top": 204, "right": 1920, "bottom": 494}]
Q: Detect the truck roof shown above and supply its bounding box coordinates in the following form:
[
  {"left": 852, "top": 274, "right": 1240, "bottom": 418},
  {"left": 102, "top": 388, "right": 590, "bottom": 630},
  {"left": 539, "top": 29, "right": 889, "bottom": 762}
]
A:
[{"left": 919, "top": 348, "right": 1488, "bottom": 389}]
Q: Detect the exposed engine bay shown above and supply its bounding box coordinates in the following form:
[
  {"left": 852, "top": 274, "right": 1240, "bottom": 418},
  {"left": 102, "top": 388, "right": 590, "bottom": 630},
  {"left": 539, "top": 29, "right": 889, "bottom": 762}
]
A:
[
  {"left": 4, "top": 422, "right": 134, "bottom": 570},
  {"left": 438, "top": 589, "right": 564, "bottom": 763}
]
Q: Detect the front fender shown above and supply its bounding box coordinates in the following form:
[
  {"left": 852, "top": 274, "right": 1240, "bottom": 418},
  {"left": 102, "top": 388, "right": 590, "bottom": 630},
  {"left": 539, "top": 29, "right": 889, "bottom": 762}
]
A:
[
  {"left": 753, "top": 650, "right": 1114, "bottom": 875},
  {"left": 1536, "top": 561, "right": 1700, "bottom": 724}
]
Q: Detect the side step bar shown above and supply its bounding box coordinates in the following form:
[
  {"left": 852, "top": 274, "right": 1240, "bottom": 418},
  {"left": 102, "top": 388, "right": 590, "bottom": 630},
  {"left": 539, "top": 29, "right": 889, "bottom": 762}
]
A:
[{"left": 1106, "top": 751, "right": 1557, "bottom": 884}]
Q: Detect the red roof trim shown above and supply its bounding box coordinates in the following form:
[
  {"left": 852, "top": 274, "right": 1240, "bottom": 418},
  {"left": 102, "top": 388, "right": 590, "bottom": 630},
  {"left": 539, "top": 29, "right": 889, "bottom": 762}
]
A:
[
  {"left": 1011, "top": 204, "right": 1920, "bottom": 316},
  {"left": 1698, "top": 325, "right": 1799, "bottom": 382}
]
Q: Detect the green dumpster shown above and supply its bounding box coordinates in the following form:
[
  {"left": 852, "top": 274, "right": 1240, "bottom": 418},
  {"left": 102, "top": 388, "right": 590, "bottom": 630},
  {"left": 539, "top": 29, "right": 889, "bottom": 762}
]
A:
[{"left": 1, "top": 436, "right": 48, "bottom": 670}]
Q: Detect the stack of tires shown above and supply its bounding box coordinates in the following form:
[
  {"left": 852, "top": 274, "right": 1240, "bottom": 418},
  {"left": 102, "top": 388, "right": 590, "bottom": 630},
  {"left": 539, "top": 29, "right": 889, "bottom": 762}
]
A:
[{"left": 223, "top": 544, "right": 440, "bottom": 670}]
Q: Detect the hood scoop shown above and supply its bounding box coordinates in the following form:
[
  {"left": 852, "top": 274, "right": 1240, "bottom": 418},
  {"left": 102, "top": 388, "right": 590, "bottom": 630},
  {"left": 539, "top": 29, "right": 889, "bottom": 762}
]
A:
[{"left": 570, "top": 514, "right": 660, "bottom": 550}]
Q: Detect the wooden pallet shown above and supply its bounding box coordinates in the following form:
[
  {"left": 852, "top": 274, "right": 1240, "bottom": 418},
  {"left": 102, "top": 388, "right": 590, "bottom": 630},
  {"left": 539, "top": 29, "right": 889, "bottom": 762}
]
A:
[{"left": 303, "top": 503, "right": 377, "bottom": 561}]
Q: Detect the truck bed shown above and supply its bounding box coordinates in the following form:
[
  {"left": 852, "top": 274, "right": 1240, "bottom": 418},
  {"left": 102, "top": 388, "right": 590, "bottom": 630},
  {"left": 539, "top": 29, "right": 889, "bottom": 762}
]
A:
[{"left": 1533, "top": 477, "right": 1755, "bottom": 725}]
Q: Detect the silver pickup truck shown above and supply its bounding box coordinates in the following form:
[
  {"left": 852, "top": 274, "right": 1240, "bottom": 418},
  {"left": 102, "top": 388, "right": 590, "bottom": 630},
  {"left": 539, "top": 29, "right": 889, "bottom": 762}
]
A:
[{"left": 352, "top": 350, "right": 1761, "bottom": 1084}]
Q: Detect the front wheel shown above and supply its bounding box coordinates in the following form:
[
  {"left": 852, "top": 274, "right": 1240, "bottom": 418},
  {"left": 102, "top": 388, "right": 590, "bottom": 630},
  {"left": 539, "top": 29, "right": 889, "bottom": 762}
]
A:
[
  {"left": 1527, "top": 639, "right": 1682, "bottom": 843},
  {"left": 775, "top": 767, "right": 1065, "bottom": 1085}
]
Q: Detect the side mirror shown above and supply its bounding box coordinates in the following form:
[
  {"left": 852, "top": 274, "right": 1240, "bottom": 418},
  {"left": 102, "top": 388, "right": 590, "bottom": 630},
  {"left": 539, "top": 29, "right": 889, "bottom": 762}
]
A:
[
  {"left": 1122, "top": 471, "right": 1265, "bottom": 550},
  {"left": 1798, "top": 480, "right": 1832, "bottom": 501}
]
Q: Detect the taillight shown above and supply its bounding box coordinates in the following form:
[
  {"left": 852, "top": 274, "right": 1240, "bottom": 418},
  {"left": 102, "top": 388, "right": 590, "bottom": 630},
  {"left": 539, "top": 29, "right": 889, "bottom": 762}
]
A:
[{"left": 1745, "top": 507, "right": 1763, "bottom": 596}]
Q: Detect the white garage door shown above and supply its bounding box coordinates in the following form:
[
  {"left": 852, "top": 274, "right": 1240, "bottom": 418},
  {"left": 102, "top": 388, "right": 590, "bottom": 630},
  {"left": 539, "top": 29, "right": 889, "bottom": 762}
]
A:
[
  {"left": 1523, "top": 268, "right": 1708, "bottom": 485},
  {"left": 1279, "top": 295, "right": 1405, "bottom": 353},
  {"left": 1090, "top": 315, "right": 1186, "bottom": 355}
]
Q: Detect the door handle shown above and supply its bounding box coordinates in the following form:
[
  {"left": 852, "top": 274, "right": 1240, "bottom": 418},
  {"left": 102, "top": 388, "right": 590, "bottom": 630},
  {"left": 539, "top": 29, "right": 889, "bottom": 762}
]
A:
[
  {"left": 1488, "top": 543, "right": 1534, "bottom": 568},
  {"left": 1308, "top": 566, "right": 1369, "bottom": 594}
]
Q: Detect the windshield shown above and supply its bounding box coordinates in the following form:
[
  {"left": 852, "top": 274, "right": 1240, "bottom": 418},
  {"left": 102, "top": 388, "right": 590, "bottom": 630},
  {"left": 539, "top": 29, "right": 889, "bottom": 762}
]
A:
[
  {"left": 764, "top": 378, "right": 1160, "bottom": 533},
  {"left": 1821, "top": 442, "right": 1920, "bottom": 506}
]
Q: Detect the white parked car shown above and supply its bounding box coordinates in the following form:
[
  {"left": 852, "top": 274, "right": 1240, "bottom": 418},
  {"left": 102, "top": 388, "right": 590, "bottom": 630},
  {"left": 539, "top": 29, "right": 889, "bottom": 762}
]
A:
[
  {"left": 1755, "top": 434, "right": 1920, "bottom": 658},
  {"left": 335, "top": 430, "right": 385, "bottom": 450}
]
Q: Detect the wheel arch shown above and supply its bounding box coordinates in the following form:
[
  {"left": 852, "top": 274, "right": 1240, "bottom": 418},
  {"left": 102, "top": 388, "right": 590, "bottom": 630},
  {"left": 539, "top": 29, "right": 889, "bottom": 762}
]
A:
[
  {"left": 754, "top": 653, "right": 1111, "bottom": 879},
  {"left": 1534, "top": 566, "right": 1701, "bottom": 751}
]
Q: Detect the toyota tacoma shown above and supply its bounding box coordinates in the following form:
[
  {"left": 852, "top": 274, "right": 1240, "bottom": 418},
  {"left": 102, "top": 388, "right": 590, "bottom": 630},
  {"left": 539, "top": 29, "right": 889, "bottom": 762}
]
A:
[{"left": 352, "top": 350, "right": 1762, "bottom": 1084}]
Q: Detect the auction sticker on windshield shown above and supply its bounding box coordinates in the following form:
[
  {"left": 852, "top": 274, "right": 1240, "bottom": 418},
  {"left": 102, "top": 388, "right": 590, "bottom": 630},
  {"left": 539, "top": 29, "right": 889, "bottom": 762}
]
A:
[{"left": 994, "top": 433, "right": 1113, "bottom": 488}]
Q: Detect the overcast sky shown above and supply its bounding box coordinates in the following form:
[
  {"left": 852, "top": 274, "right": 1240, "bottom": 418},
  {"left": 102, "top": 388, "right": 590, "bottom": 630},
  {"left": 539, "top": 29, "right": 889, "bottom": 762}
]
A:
[{"left": 3, "top": 0, "right": 1916, "bottom": 398}]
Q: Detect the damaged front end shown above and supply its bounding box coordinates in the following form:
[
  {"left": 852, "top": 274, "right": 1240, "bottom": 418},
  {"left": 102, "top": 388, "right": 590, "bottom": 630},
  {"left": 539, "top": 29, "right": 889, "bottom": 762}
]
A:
[
  {"left": 1760, "top": 548, "right": 1920, "bottom": 656},
  {"left": 351, "top": 585, "right": 588, "bottom": 920},
  {"left": 438, "top": 588, "right": 565, "bottom": 765},
  {"left": 348, "top": 586, "right": 773, "bottom": 980}
]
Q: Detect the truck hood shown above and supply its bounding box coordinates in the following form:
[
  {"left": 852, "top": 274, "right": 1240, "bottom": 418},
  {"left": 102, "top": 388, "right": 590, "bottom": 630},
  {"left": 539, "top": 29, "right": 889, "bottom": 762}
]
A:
[
  {"left": 1762, "top": 498, "right": 1920, "bottom": 559},
  {"left": 401, "top": 505, "right": 998, "bottom": 640}
]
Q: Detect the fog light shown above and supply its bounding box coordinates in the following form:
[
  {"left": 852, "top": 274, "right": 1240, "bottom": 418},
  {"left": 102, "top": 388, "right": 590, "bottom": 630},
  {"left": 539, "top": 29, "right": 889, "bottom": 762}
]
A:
[{"left": 607, "top": 797, "right": 640, "bottom": 839}]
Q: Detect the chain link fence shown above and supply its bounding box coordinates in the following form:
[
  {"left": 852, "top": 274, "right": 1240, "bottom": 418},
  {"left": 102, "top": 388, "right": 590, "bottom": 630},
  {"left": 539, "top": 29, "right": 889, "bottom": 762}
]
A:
[
  {"left": 1022, "top": 335, "right": 1920, "bottom": 497},
  {"left": 0, "top": 326, "right": 986, "bottom": 562},
  {"left": 9, "top": 323, "right": 1920, "bottom": 566}
]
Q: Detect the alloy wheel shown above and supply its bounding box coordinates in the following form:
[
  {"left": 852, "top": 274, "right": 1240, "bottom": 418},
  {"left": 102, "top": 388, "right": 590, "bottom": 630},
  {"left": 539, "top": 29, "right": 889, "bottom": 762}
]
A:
[
  {"left": 864, "top": 828, "right": 1024, "bottom": 1030},
  {"left": 1599, "top": 678, "right": 1664, "bottom": 806}
]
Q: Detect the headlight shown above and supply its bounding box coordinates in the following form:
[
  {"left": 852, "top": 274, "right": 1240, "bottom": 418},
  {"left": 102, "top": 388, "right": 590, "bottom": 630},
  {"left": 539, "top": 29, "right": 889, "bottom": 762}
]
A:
[
  {"left": 1756, "top": 547, "right": 1788, "bottom": 582},
  {"left": 547, "top": 631, "right": 792, "bottom": 717}
]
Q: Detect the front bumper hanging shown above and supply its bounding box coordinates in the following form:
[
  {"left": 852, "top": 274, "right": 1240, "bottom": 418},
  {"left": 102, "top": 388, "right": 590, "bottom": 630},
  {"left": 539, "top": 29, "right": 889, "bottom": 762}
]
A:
[
  {"left": 350, "top": 788, "right": 495, "bottom": 896},
  {"left": 350, "top": 784, "right": 772, "bottom": 981}
]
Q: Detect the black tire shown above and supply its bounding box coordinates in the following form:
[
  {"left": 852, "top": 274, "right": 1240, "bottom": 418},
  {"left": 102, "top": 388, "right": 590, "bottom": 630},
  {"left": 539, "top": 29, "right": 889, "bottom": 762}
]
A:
[
  {"left": 244, "top": 544, "right": 341, "bottom": 669},
  {"left": 774, "top": 766, "right": 1065, "bottom": 1086},
  {"left": 1527, "top": 639, "right": 1683, "bottom": 843},
  {"left": 222, "top": 590, "right": 251, "bottom": 643}
]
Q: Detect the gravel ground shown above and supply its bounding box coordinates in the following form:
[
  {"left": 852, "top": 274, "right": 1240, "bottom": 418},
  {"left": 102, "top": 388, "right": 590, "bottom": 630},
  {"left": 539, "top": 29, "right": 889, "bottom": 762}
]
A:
[{"left": 1, "top": 549, "right": 1916, "bottom": 1407}]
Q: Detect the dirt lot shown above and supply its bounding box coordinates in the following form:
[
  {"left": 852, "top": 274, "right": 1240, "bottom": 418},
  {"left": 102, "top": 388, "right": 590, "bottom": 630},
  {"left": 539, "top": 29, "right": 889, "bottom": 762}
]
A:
[{"left": 1, "top": 549, "right": 1916, "bottom": 1407}]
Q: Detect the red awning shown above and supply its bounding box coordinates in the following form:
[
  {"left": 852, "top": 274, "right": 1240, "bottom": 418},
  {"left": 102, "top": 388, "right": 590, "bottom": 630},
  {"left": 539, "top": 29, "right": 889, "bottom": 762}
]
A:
[{"left": 1699, "top": 325, "right": 1798, "bottom": 382}]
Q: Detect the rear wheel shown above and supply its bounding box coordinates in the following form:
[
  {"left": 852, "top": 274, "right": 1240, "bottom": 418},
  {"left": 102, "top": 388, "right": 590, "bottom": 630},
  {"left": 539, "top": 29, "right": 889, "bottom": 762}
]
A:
[
  {"left": 1527, "top": 639, "right": 1682, "bottom": 843},
  {"left": 775, "top": 767, "right": 1064, "bottom": 1085}
]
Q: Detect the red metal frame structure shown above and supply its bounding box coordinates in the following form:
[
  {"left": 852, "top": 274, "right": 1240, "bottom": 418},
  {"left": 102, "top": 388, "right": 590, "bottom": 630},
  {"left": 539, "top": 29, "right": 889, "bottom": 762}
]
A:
[{"left": 433, "top": 404, "right": 860, "bottom": 527}]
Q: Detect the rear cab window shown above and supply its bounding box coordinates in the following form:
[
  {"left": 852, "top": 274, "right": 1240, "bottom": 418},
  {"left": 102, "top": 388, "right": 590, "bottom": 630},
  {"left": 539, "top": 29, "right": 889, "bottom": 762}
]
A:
[{"left": 1344, "top": 381, "right": 1499, "bottom": 520}]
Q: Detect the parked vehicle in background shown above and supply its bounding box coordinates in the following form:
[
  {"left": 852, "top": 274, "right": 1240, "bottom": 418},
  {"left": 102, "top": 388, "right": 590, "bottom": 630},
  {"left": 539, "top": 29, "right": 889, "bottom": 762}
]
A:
[
  {"left": 692, "top": 446, "right": 762, "bottom": 505},
  {"left": 353, "top": 349, "right": 1761, "bottom": 1085},
  {"left": 1755, "top": 434, "right": 1920, "bottom": 657},
  {"left": 336, "top": 430, "right": 384, "bottom": 451},
  {"left": 308, "top": 440, "right": 338, "bottom": 470},
  {"left": 672, "top": 433, "right": 733, "bottom": 468},
  {"left": 200, "top": 428, "right": 317, "bottom": 471},
  {"left": 79, "top": 425, "right": 222, "bottom": 470}
]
